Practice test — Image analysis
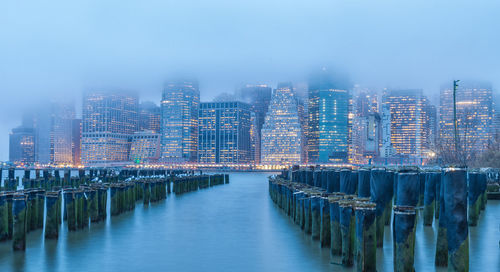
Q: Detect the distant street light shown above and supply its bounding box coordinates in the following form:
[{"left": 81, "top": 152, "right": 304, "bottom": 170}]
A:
[{"left": 453, "top": 79, "right": 460, "bottom": 154}]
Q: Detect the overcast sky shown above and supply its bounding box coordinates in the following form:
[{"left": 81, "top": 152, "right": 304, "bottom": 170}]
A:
[{"left": 1, "top": 0, "right": 499, "bottom": 160}]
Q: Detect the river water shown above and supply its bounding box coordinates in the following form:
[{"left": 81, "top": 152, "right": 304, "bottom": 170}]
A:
[{"left": 0, "top": 172, "right": 498, "bottom": 271}]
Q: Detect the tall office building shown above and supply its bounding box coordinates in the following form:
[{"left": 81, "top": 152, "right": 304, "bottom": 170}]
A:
[
  {"left": 129, "top": 130, "right": 160, "bottom": 163},
  {"left": 236, "top": 85, "right": 272, "bottom": 163},
  {"left": 139, "top": 102, "right": 161, "bottom": 133},
  {"left": 261, "top": 83, "right": 302, "bottom": 165},
  {"left": 439, "top": 81, "right": 493, "bottom": 153},
  {"left": 307, "top": 73, "right": 350, "bottom": 163},
  {"left": 9, "top": 126, "right": 36, "bottom": 164},
  {"left": 351, "top": 90, "right": 381, "bottom": 164},
  {"left": 81, "top": 91, "right": 139, "bottom": 165},
  {"left": 198, "top": 102, "right": 253, "bottom": 164},
  {"left": 382, "top": 89, "right": 433, "bottom": 158},
  {"left": 72, "top": 119, "right": 82, "bottom": 166},
  {"left": 27, "top": 102, "right": 75, "bottom": 165},
  {"left": 160, "top": 80, "right": 199, "bottom": 163}
]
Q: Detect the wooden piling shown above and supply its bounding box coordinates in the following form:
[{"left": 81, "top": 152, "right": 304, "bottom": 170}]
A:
[{"left": 12, "top": 194, "right": 27, "bottom": 251}]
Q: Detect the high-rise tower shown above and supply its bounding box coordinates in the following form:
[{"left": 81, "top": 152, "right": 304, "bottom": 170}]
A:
[
  {"left": 160, "top": 80, "right": 200, "bottom": 163},
  {"left": 261, "top": 83, "right": 302, "bottom": 165}
]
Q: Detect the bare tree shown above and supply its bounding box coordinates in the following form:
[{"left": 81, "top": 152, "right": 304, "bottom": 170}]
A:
[{"left": 436, "top": 108, "right": 480, "bottom": 167}]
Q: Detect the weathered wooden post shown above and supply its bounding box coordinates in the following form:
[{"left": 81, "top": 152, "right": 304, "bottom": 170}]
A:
[
  {"left": 339, "top": 199, "right": 355, "bottom": 266},
  {"left": 65, "top": 190, "right": 77, "bottom": 231},
  {"left": 393, "top": 206, "right": 416, "bottom": 272},
  {"left": 12, "top": 194, "right": 27, "bottom": 251},
  {"left": 443, "top": 168, "right": 469, "bottom": 271},
  {"left": 423, "top": 172, "right": 438, "bottom": 226},
  {"left": 320, "top": 196, "right": 330, "bottom": 248},
  {"left": 0, "top": 193, "right": 8, "bottom": 241},
  {"left": 467, "top": 172, "right": 481, "bottom": 226},
  {"left": 355, "top": 201, "right": 377, "bottom": 272},
  {"left": 329, "top": 194, "right": 344, "bottom": 256},
  {"left": 370, "top": 168, "right": 391, "bottom": 247},
  {"left": 45, "top": 191, "right": 60, "bottom": 239}
]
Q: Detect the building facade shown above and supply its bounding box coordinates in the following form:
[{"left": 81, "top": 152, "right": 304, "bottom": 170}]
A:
[
  {"left": 72, "top": 119, "right": 82, "bottom": 166},
  {"left": 307, "top": 74, "right": 350, "bottom": 163},
  {"left": 198, "top": 102, "right": 253, "bottom": 164},
  {"left": 382, "top": 89, "right": 433, "bottom": 159},
  {"left": 9, "top": 126, "right": 36, "bottom": 164},
  {"left": 129, "top": 130, "right": 160, "bottom": 163},
  {"left": 236, "top": 85, "right": 272, "bottom": 163},
  {"left": 160, "top": 81, "right": 199, "bottom": 163},
  {"left": 439, "top": 81, "right": 494, "bottom": 154},
  {"left": 139, "top": 102, "right": 161, "bottom": 133},
  {"left": 351, "top": 89, "right": 381, "bottom": 164},
  {"left": 81, "top": 91, "right": 139, "bottom": 165},
  {"left": 261, "top": 83, "right": 302, "bottom": 165}
]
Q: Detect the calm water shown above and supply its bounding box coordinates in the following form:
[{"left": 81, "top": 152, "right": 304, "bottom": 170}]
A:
[{"left": 0, "top": 172, "right": 498, "bottom": 271}]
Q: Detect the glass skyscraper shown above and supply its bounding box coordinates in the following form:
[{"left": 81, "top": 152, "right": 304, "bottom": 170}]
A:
[
  {"left": 261, "top": 83, "right": 302, "bottom": 165},
  {"left": 160, "top": 80, "right": 199, "bottom": 163},
  {"left": 198, "top": 101, "right": 252, "bottom": 164},
  {"left": 307, "top": 73, "right": 350, "bottom": 163},
  {"left": 81, "top": 91, "right": 139, "bottom": 165}
]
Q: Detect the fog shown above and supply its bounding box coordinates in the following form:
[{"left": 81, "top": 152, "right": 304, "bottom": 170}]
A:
[{"left": 1, "top": 0, "right": 499, "bottom": 160}]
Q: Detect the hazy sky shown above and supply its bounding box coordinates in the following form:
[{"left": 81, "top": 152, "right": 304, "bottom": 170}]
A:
[{"left": 1, "top": 0, "right": 499, "bottom": 160}]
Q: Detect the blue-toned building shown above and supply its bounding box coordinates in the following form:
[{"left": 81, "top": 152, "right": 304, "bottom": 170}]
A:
[
  {"left": 307, "top": 72, "right": 350, "bottom": 163},
  {"left": 198, "top": 101, "right": 253, "bottom": 164}
]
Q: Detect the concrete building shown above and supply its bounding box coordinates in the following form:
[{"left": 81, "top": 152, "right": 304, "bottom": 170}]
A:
[
  {"left": 261, "top": 83, "right": 302, "bottom": 165},
  {"left": 81, "top": 91, "right": 139, "bottom": 165},
  {"left": 129, "top": 130, "right": 160, "bottom": 163}
]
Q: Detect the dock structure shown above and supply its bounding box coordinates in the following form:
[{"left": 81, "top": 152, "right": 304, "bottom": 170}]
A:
[
  {"left": 269, "top": 166, "right": 498, "bottom": 272},
  {"left": 0, "top": 167, "right": 229, "bottom": 251}
]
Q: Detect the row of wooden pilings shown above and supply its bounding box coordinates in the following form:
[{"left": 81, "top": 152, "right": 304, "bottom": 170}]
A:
[
  {"left": 269, "top": 166, "right": 488, "bottom": 272},
  {"left": 0, "top": 170, "right": 229, "bottom": 251}
]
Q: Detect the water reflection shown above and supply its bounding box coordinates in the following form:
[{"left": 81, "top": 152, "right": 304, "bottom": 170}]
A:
[{"left": 0, "top": 172, "right": 498, "bottom": 271}]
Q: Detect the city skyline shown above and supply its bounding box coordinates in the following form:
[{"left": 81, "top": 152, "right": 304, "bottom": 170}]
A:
[{"left": 5, "top": 78, "right": 500, "bottom": 166}]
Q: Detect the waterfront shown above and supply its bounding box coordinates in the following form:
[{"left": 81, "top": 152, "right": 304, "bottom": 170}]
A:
[{"left": 0, "top": 172, "right": 498, "bottom": 271}]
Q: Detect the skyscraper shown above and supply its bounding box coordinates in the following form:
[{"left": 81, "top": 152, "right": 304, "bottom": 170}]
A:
[
  {"left": 382, "top": 89, "right": 433, "bottom": 158},
  {"left": 351, "top": 89, "right": 381, "bottom": 164},
  {"left": 81, "top": 91, "right": 139, "bottom": 165},
  {"left": 139, "top": 102, "right": 161, "bottom": 133},
  {"left": 439, "top": 81, "right": 493, "bottom": 153},
  {"left": 261, "top": 83, "right": 302, "bottom": 165},
  {"left": 236, "top": 85, "right": 272, "bottom": 163},
  {"left": 28, "top": 102, "right": 75, "bottom": 165},
  {"left": 198, "top": 101, "right": 253, "bottom": 164},
  {"left": 160, "top": 80, "right": 199, "bottom": 163},
  {"left": 307, "top": 72, "right": 350, "bottom": 163},
  {"left": 72, "top": 119, "right": 82, "bottom": 166},
  {"left": 9, "top": 126, "right": 36, "bottom": 164}
]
